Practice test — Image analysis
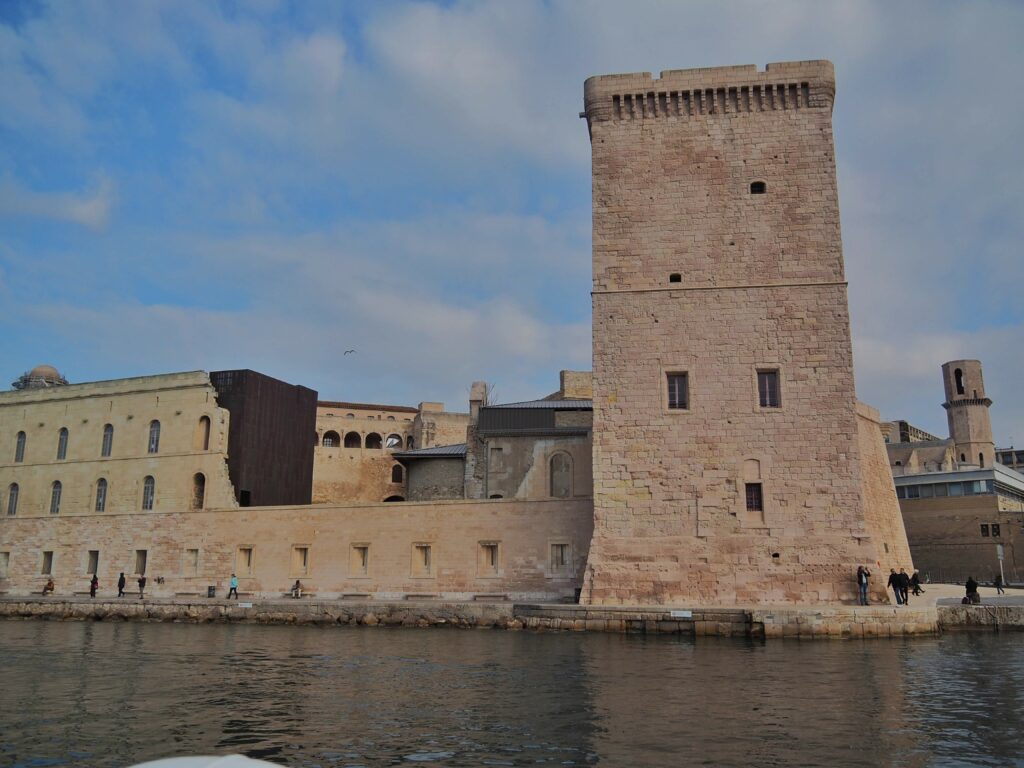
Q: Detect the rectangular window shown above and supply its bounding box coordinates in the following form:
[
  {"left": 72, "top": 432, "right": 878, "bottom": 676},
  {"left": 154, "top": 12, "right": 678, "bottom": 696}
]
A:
[
  {"left": 906, "top": 485, "right": 920, "bottom": 499},
  {"left": 236, "top": 547, "right": 253, "bottom": 576},
  {"left": 757, "top": 370, "right": 781, "bottom": 408},
  {"left": 479, "top": 542, "right": 500, "bottom": 576},
  {"left": 87, "top": 550, "right": 99, "bottom": 574},
  {"left": 550, "top": 543, "right": 570, "bottom": 572},
  {"left": 933, "top": 483, "right": 948, "bottom": 497},
  {"left": 745, "top": 483, "right": 764, "bottom": 512},
  {"left": 992, "top": 524, "right": 1001, "bottom": 538},
  {"left": 0, "top": 551, "right": 9, "bottom": 579},
  {"left": 980, "top": 524, "right": 990, "bottom": 537},
  {"left": 134, "top": 549, "right": 147, "bottom": 575},
  {"left": 896, "top": 486, "right": 906, "bottom": 499},
  {"left": 412, "top": 543, "right": 433, "bottom": 577},
  {"left": 948, "top": 482, "right": 964, "bottom": 497},
  {"left": 919, "top": 484, "right": 934, "bottom": 498},
  {"left": 490, "top": 446, "right": 505, "bottom": 471},
  {"left": 350, "top": 544, "right": 370, "bottom": 577},
  {"left": 291, "top": 546, "right": 310, "bottom": 576},
  {"left": 42, "top": 551, "right": 54, "bottom": 575},
  {"left": 667, "top": 373, "right": 689, "bottom": 410},
  {"left": 184, "top": 548, "right": 200, "bottom": 576}
]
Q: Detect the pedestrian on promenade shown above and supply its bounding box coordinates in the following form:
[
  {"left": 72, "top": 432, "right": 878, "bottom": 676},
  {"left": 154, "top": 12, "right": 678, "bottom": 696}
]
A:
[
  {"left": 994, "top": 573, "right": 1006, "bottom": 595},
  {"left": 856, "top": 565, "right": 871, "bottom": 605},
  {"left": 964, "top": 576, "right": 980, "bottom": 604},
  {"left": 89, "top": 574, "right": 99, "bottom": 598},
  {"left": 138, "top": 575, "right": 147, "bottom": 600},
  {"left": 887, "top": 569, "right": 903, "bottom": 605},
  {"left": 117, "top": 572, "right": 126, "bottom": 598},
  {"left": 228, "top": 573, "right": 239, "bottom": 599},
  {"left": 910, "top": 571, "right": 924, "bottom": 596},
  {"left": 898, "top": 568, "right": 911, "bottom": 606}
]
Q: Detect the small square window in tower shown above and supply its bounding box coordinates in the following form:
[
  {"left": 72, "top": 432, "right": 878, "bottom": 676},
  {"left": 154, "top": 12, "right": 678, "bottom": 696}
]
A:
[
  {"left": 757, "top": 370, "right": 781, "bottom": 408},
  {"left": 667, "top": 373, "right": 689, "bottom": 410}
]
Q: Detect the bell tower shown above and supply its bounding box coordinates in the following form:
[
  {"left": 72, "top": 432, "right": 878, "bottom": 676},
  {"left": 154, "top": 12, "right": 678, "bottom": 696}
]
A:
[{"left": 941, "top": 360, "right": 994, "bottom": 469}]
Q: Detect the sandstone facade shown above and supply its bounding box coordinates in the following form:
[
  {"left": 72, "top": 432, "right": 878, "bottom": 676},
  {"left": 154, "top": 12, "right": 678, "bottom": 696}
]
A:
[{"left": 582, "top": 61, "right": 906, "bottom": 605}]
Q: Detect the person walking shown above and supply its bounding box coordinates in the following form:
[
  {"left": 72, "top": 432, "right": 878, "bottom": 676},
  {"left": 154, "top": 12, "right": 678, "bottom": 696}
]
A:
[
  {"left": 227, "top": 573, "right": 239, "bottom": 599},
  {"left": 138, "top": 574, "right": 147, "bottom": 600},
  {"left": 89, "top": 574, "right": 99, "bottom": 599},
  {"left": 910, "top": 571, "right": 923, "bottom": 596},
  {"left": 994, "top": 573, "right": 1006, "bottom": 595},
  {"left": 887, "top": 569, "right": 903, "bottom": 605},
  {"left": 117, "top": 572, "right": 126, "bottom": 598},
  {"left": 898, "top": 568, "right": 911, "bottom": 606},
  {"left": 856, "top": 565, "right": 871, "bottom": 606}
]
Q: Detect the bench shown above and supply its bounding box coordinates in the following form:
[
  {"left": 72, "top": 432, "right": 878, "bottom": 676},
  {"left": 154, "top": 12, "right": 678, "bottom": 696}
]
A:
[
  {"left": 404, "top": 593, "right": 439, "bottom": 601},
  {"left": 280, "top": 592, "right": 317, "bottom": 599},
  {"left": 473, "top": 593, "right": 510, "bottom": 602},
  {"left": 340, "top": 593, "right": 371, "bottom": 600}
]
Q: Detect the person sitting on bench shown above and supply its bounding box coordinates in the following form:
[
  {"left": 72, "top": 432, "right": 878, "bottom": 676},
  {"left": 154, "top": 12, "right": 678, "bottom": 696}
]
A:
[
  {"left": 42, "top": 578, "right": 55, "bottom": 596},
  {"left": 290, "top": 579, "right": 303, "bottom": 599}
]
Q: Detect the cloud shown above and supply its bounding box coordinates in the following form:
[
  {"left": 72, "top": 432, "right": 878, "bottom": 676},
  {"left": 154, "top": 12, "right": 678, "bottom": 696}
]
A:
[{"left": 0, "top": 174, "right": 115, "bottom": 230}]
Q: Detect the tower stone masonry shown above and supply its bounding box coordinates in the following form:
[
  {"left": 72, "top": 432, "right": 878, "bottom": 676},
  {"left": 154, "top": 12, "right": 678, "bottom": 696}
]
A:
[
  {"left": 941, "top": 359, "right": 995, "bottom": 469},
  {"left": 581, "top": 60, "right": 910, "bottom": 605}
]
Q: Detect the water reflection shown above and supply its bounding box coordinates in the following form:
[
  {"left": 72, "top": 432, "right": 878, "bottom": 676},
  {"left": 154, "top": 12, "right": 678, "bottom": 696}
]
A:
[{"left": 0, "top": 622, "right": 1021, "bottom": 767}]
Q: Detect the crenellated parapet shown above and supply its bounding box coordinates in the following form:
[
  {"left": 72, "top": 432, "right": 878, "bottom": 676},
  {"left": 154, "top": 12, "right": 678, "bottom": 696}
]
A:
[{"left": 583, "top": 60, "right": 835, "bottom": 126}]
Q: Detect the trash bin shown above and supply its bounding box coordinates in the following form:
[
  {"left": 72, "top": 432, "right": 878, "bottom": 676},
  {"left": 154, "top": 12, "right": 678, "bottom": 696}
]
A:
[{"left": 207, "top": 585, "right": 216, "bottom": 598}]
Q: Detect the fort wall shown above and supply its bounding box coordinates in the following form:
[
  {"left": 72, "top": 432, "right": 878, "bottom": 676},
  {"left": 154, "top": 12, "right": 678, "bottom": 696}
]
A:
[{"left": 0, "top": 498, "right": 593, "bottom": 602}]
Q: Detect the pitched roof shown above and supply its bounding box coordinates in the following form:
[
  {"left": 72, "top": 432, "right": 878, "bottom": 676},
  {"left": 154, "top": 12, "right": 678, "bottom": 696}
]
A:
[
  {"left": 392, "top": 443, "right": 467, "bottom": 459},
  {"left": 486, "top": 399, "right": 592, "bottom": 410}
]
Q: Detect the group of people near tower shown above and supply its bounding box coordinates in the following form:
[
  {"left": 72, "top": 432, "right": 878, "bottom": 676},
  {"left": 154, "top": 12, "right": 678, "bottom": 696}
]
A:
[{"left": 855, "top": 565, "right": 923, "bottom": 606}]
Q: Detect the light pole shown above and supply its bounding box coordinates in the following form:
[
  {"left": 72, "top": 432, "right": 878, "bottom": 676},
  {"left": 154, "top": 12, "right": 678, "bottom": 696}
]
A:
[{"left": 997, "top": 543, "right": 1005, "bottom": 587}]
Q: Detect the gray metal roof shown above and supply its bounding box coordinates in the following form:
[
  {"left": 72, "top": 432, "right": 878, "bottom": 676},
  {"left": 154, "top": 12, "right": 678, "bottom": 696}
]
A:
[
  {"left": 486, "top": 399, "right": 592, "bottom": 410},
  {"left": 392, "top": 443, "right": 467, "bottom": 459}
]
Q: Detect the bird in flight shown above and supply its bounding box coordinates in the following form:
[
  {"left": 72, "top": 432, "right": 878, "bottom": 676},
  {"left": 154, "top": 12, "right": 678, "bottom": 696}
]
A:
[{"left": 344, "top": 349, "right": 356, "bottom": 355}]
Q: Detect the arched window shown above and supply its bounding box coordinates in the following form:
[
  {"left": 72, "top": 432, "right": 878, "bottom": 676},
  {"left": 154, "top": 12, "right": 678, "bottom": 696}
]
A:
[
  {"left": 95, "top": 478, "right": 108, "bottom": 512},
  {"left": 101, "top": 424, "right": 114, "bottom": 457},
  {"left": 192, "top": 473, "right": 206, "bottom": 509},
  {"left": 750, "top": 181, "right": 767, "bottom": 194},
  {"left": 385, "top": 434, "right": 402, "bottom": 449},
  {"left": 960, "top": 453, "right": 967, "bottom": 463},
  {"left": 322, "top": 430, "right": 341, "bottom": 447},
  {"left": 391, "top": 464, "right": 403, "bottom": 483},
  {"left": 6, "top": 483, "right": 18, "bottom": 516},
  {"left": 148, "top": 421, "right": 161, "bottom": 454},
  {"left": 50, "top": 481, "right": 62, "bottom": 515},
  {"left": 345, "top": 413, "right": 355, "bottom": 419},
  {"left": 955, "top": 368, "right": 965, "bottom": 395},
  {"left": 550, "top": 453, "right": 573, "bottom": 498},
  {"left": 196, "top": 416, "right": 211, "bottom": 451},
  {"left": 14, "top": 431, "right": 26, "bottom": 463},
  {"left": 366, "top": 433, "right": 383, "bottom": 450},
  {"left": 383, "top": 495, "right": 404, "bottom": 502},
  {"left": 344, "top": 431, "right": 362, "bottom": 448},
  {"left": 142, "top": 476, "right": 155, "bottom": 511},
  {"left": 489, "top": 494, "right": 503, "bottom": 499},
  {"left": 407, "top": 436, "right": 414, "bottom": 450},
  {"left": 387, "top": 416, "right": 396, "bottom": 421},
  {"left": 56, "top": 428, "right": 69, "bottom": 460}
]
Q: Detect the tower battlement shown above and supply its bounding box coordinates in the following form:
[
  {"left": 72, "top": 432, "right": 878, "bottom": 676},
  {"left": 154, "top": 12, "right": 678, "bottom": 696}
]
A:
[{"left": 584, "top": 60, "right": 834, "bottom": 124}]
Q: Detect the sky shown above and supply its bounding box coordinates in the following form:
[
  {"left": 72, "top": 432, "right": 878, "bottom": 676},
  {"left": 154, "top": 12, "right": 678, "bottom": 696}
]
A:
[{"left": 1, "top": 0, "right": 1022, "bottom": 445}]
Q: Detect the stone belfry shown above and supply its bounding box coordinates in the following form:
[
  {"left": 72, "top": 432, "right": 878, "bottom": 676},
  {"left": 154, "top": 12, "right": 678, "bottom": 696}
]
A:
[
  {"left": 942, "top": 359, "right": 995, "bottom": 469},
  {"left": 581, "top": 61, "right": 902, "bottom": 605}
]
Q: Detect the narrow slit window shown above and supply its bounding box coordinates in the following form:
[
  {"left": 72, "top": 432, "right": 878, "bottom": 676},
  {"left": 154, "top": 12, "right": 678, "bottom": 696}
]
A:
[
  {"left": 101, "top": 424, "right": 114, "bottom": 457},
  {"left": 7, "top": 483, "right": 19, "bottom": 516},
  {"left": 15, "top": 431, "right": 26, "bottom": 463},
  {"left": 95, "top": 478, "right": 108, "bottom": 512},
  {"left": 758, "top": 370, "right": 781, "bottom": 408},
  {"left": 49, "top": 481, "right": 62, "bottom": 515},
  {"left": 142, "top": 476, "right": 155, "bottom": 511},
  {"left": 56, "top": 428, "right": 69, "bottom": 460},
  {"left": 667, "top": 373, "right": 689, "bottom": 410},
  {"left": 745, "top": 482, "right": 763, "bottom": 512},
  {"left": 148, "top": 420, "right": 161, "bottom": 454}
]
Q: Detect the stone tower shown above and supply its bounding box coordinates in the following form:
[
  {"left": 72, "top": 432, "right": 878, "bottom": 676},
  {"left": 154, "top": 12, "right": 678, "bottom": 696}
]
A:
[
  {"left": 581, "top": 61, "right": 900, "bottom": 605},
  {"left": 941, "top": 360, "right": 994, "bottom": 469}
]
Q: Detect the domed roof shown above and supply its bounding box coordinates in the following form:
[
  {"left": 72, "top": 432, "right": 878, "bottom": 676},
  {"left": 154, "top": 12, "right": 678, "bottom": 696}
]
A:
[
  {"left": 11, "top": 364, "right": 69, "bottom": 390},
  {"left": 30, "top": 364, "right": 62, "bottom": 380}
]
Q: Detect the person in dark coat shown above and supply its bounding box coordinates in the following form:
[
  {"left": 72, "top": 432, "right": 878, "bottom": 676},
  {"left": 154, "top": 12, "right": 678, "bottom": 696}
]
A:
[
  {"left": 965, "top": 576, "right": 980, "bottom": 604},
  {"left": 138, "top": 575, "right": 147, "bottom": 600},
  {"left": 887, "top": 569, "right": 903, "bottom": 605},
  {"left": 994, "top": 573, "right": 1005, "bottom": 595},
  {"left": 898, "top": 568, "right": 911, "bottom": 605},
  {"left": 856, "top": 565, "right": 871, "bottom": 606},
  {"left": 89, "top": 574, "right": 99, "bottom": 598},
  {"left": 117, "top": 572, "right": 126, "bottom": 598},
  {"left": 910, "top": 571, "right": 923, "bottom": 596}
]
